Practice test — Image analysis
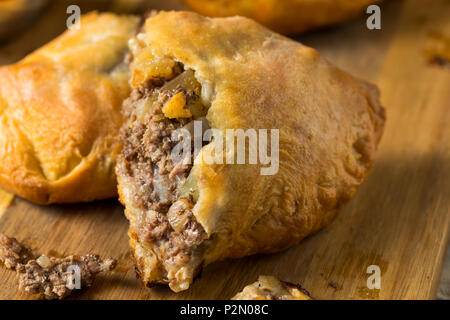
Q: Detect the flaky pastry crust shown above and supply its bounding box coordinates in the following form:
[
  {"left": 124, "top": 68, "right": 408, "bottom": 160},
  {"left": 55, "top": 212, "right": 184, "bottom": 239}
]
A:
[
  {"left": 0, "top": 12, "right": 140, "bottom": 204},
  {"left": 182, "top": 0, "right": 379, "bottom": 35},
  {"left": 232, "top": 276, "right": 311, "bottom": 300},
  {"left": 117, "top": 11, "right": 385, "bottom": 292}
]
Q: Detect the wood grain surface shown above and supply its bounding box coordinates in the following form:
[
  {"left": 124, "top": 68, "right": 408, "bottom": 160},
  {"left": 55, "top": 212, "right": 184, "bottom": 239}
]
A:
[{"left": 0, "top": 0, "right": 449, "bottom": 300}]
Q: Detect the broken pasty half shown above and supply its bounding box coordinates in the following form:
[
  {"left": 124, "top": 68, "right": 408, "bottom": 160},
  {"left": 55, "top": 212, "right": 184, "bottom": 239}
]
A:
[
  {"left": 0, "top": 12, "right": 140, "bottom": 204},
  {"left": 116, "top": 11, "right": 385, "bottom": 292},
  {"left": 232, "top": 276, "right": 311, "bottom": 300},
  {"left": 181, "top": 0, "right": 380, "bottom": 35}
]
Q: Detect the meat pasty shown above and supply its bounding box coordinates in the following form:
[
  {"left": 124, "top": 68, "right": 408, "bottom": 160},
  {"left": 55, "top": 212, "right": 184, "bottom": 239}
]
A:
[
  {"left": 0, "top": 12, "right": 140, "bottom": 204},
  {"left": 116, "top": 11, "right": 385, "bottom": 292},
  {"left": 181, "top": 0, "right": 380, "bottom": 35},
  {"left": 232, "top": 276, "right": 311, "bottom": 300}
]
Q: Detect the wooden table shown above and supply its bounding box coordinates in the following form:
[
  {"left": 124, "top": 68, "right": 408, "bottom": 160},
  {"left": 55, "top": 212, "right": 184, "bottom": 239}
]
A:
[{"left": 0, "top": 0, "right": 449, "bottom": 300}]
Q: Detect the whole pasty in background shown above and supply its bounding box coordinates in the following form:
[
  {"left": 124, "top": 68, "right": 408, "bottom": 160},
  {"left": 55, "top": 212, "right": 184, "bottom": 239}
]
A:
[
  {"left": 0, "top": 12, "right": 139, "bottom": 204},
  {"left": 116, "top": 11, "right": 385, "bottom": 292},
  {"left": 232, "top": 276, "right": 311, "bottom": 300},
  {"left": 182, "top": 0, "right": 380, "bottom": 35}
]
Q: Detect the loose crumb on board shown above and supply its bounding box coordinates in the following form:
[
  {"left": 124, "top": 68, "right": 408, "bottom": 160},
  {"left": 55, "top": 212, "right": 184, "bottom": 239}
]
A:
[
  {"left": 0, "top": 234, "right": 116, "bottom": 300},
  {"left": 0, "top": 234, "right": 35, "bottom": 269}
]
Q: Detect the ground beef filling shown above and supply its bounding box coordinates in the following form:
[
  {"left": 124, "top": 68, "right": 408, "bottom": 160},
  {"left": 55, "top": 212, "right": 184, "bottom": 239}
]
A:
[{"left": 120, "top": 71, "right": 207, "bottom": 273}]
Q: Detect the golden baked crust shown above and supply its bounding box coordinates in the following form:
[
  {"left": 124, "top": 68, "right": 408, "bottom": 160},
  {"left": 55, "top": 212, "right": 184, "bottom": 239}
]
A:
[
  {"left": 182, "top": 0, "right": 379, "bottom": 35},
  {"left": 117, "top": 11, "right": 385, "bottom": 292},
  {"left": 232, "top": 276, "right": 311, "bottom": 300},
  {"left": 0, "top": 12, "right": 140, "bottom": 204}
]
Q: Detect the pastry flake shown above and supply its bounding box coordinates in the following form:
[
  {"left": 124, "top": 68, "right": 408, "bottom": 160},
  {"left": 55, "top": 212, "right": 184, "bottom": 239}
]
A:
[
  {"left": 232, "top": 276, "right": 311, "bottom": 300},
  {"left": 116, "top": 11, "right": 385, "bottom": 292}
]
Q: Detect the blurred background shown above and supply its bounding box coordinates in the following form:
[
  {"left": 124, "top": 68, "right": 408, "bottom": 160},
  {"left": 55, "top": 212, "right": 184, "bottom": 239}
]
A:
[
  {"left": 0, "top": 0, "right": 383, "bottom": 42},
  {"left": 0, "top": 0, "right": 185, "bottom": 43}
]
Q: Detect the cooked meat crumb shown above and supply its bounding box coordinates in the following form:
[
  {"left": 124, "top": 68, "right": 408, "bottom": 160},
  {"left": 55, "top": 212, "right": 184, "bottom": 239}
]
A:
[
  {"left": 0, "top": 234, "right": 35, "bottom": 269},
  {"left": 17, "top": 254, "right": 116, "bottom": 300},
  {"left": 328, "top": 281, "right": 339, "bottom": 290},
  {"left": 0, "top": 234, "right": 116, "bottom": 300}
]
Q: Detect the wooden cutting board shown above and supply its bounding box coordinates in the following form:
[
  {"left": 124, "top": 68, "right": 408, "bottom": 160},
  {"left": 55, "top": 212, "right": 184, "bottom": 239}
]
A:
[{"left": 0, "top": 0, "right": 449, "bottom": 300}]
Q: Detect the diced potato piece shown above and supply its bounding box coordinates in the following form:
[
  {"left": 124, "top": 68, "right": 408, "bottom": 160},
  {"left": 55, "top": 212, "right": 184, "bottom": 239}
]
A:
[
  {"left": 163, "top": 92, "right": 192, "bottom": 118},
  {"left": 131, "top": 48, "right": 177, "bottom": 87}
]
